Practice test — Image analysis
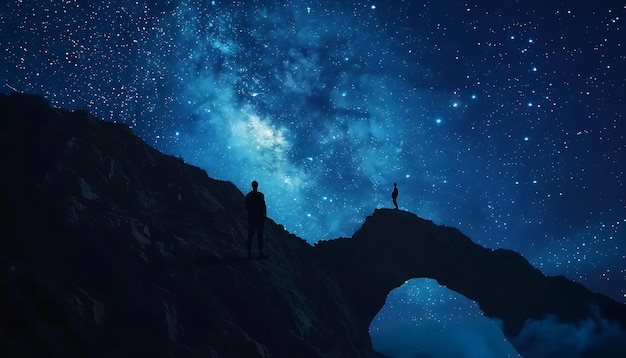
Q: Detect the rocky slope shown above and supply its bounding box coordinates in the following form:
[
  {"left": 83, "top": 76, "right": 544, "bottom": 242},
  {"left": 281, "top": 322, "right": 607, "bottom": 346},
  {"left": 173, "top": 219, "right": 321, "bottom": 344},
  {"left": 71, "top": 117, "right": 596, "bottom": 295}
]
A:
[
  {"left": 0, "top": 93, "right": 376, "bottom": 357},
  {"left": 1, "top": 93, "right": 625, "bottom": 357}
]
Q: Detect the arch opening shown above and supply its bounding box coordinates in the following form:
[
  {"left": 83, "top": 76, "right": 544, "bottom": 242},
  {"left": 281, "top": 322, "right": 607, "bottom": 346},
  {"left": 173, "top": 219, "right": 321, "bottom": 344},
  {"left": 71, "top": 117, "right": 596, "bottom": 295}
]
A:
[{"left": 369, "top": 278, "right": 521, "bottom": 358}]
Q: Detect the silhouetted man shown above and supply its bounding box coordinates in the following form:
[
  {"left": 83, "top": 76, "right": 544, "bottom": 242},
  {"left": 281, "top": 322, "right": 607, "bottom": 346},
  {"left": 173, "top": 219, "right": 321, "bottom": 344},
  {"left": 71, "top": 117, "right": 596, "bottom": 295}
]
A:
[
  {"left": 246, "top": 180, "right": 267, "bottom": 258},
  {"left": 392, "top": 182, "right": 399, "bottom": 209}
]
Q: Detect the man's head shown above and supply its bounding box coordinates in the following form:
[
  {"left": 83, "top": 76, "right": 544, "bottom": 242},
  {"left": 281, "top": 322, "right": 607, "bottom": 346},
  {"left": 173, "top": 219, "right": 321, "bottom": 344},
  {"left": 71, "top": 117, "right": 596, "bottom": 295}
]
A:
[
  {"left": 251, "top": 180, "right": 259, "bottom": 190},
  {"left": 394, "top": 182, "right": 397, "bottom": 187}
]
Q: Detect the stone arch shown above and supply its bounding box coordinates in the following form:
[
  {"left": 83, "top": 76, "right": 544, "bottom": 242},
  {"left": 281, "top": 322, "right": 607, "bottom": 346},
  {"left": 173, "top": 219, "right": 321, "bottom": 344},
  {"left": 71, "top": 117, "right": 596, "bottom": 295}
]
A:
[
  {"left": 369, "top": 278, "right": 519, "bottom": 357},
  {"left": 314, "top": 209, "right": 626, "bottom": 357}
]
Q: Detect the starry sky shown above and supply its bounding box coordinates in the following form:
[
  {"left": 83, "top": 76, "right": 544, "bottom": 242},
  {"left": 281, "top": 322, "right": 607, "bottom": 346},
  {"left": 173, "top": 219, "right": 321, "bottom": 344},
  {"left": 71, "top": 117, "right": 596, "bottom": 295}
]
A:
[{"left": 2, "top": 0, "right": 624, "bottom": 356}]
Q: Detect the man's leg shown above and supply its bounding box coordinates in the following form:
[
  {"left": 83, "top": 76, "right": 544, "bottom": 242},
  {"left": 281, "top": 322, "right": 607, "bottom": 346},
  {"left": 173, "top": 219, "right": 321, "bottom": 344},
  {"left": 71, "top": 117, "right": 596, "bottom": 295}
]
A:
[{"left": 258, "top": 220, "right": 265, "bottom": 258}]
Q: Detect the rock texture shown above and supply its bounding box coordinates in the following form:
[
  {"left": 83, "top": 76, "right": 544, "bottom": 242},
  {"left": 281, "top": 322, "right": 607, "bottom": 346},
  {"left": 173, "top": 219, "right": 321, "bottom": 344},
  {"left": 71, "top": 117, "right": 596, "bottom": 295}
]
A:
[
  {"left": 0, "top": 93, "right": 376, "bottom": 358},
  {"left": 1, "top": 93, "right": 625, "bottom": 357},
  {"left": 314, "top": 209, "right": 626, "bottom": 356}
]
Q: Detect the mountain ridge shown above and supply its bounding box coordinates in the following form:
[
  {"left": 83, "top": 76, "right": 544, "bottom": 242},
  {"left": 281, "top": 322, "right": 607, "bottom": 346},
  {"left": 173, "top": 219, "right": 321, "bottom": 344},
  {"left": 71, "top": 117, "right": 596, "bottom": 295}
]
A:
[
  {"left": 315, "top": 209, "right": 626, "bottom": 337},
  {"left": 1, "top": 92, "right": 625, "bottom": 357}
]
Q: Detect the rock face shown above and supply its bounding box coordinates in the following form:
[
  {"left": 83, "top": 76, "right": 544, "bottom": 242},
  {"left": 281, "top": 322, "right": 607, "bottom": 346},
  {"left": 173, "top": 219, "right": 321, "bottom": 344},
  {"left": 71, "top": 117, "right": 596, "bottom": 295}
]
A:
[
  {"left": 0, "top": 93, "right": 377, "bottom": 358},
  {"left": 1, "top": 93, "right": 625, "bottom": 357},
  {"left": 314, "top": 210, "right": 626, "bottom": 356}
]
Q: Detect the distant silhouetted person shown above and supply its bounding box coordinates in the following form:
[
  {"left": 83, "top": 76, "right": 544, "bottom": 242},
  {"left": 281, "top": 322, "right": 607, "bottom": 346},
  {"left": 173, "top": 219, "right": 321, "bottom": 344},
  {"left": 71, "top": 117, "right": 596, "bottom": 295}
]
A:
[
  {"left": 246, "top": 180, "right": 267, "bottom": 258},
  {"left": 392, "top": 182, "right": 399, "bottom": 209}
]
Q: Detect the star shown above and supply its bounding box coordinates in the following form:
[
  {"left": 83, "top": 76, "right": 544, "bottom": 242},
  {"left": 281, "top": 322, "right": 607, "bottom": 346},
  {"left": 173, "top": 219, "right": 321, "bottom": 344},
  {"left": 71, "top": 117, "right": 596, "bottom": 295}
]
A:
[{"left": 2, "top": 0, "right": 623, "bottom": 356}]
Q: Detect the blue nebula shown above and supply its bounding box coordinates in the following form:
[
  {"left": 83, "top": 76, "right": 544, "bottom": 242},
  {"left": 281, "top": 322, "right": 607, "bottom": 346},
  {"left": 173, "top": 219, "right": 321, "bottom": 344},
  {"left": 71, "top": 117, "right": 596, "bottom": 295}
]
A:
[{"left": 2, "top": 0, "right": 624, "bottom": 356}]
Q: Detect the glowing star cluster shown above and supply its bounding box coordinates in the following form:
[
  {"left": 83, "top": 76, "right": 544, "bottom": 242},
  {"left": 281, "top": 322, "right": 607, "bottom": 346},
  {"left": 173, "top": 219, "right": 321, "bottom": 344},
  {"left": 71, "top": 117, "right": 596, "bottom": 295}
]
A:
[{"left": 2, "top": 1, "right": 624, "bottom": 356}]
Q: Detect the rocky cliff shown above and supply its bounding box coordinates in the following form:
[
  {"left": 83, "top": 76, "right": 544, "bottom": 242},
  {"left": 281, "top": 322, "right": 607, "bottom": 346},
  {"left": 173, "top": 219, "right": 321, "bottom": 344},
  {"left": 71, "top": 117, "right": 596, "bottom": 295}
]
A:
[
  {"left": 1, "top": 93, "right": 625, "bottom": 357},
  {"left": 314, "top": 210, "right": 626, "bottom": 356},
  {"left": 0, "top": 93, "right": 376, "bottom": 358}
]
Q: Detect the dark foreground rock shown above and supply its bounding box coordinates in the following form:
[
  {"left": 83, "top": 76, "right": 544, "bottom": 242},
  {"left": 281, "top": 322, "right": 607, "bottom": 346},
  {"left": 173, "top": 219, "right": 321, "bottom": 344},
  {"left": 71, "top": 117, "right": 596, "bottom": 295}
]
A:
[
  {"left": 0, "top": 93, "right": 377, "bottom": 358},
  {"left": 1, "top": 93, "right": 625, "bottom": 357}
]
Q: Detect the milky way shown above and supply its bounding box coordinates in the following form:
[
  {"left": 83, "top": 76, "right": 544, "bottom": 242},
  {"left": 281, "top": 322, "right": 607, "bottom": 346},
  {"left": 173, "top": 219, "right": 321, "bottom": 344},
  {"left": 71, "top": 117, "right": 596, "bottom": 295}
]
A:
[{"left": 2, "top": 1, "right": 624, "bottom": 356}]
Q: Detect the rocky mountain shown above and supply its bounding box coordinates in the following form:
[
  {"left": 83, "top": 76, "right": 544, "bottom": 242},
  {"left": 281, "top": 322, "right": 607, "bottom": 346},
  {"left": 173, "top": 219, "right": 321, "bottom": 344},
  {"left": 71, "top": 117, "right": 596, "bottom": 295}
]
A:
[{"left": 1, "top": 92, "right": 625, "bottom": 357}]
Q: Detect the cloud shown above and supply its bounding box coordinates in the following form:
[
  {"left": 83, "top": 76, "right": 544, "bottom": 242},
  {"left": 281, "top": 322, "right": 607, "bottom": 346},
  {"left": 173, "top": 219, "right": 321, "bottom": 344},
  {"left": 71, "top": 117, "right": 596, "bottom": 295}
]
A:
[{"left": 510, "top": 306, "right": 626, "bottom": 358}]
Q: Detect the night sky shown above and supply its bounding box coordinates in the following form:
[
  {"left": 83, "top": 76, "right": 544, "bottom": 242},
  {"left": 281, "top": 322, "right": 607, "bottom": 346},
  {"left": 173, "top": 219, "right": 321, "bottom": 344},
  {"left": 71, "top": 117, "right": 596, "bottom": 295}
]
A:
[{"left": 2, "top": 0, "right": 624, "bottom": 356}]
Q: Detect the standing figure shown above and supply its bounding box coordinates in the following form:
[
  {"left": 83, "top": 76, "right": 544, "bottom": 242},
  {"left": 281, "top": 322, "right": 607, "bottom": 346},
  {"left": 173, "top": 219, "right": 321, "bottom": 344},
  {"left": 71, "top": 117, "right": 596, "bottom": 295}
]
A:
[
  {"left": 392, "top": 182, "right": 399, "bottom": 210},
  {"left": 246, "top": 180, "right": 267, "bottom": 258}
]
